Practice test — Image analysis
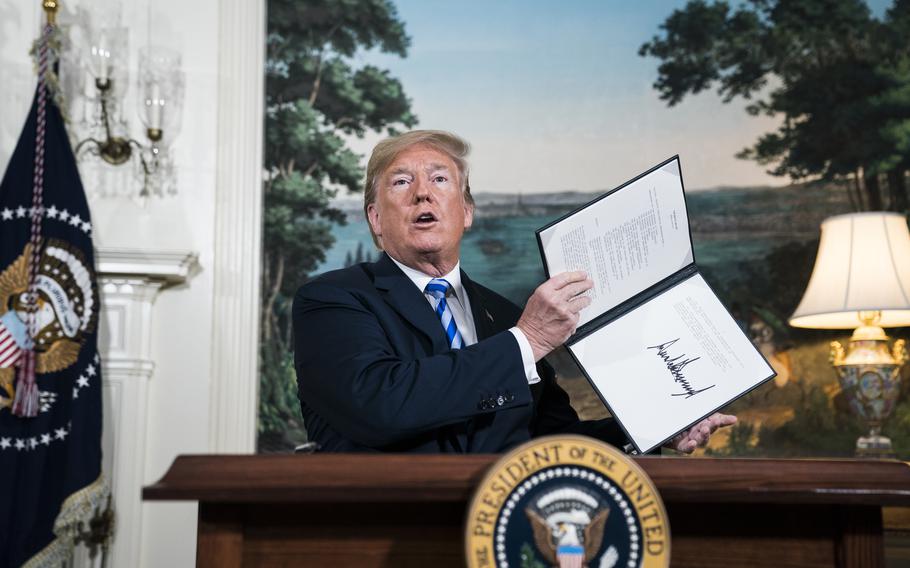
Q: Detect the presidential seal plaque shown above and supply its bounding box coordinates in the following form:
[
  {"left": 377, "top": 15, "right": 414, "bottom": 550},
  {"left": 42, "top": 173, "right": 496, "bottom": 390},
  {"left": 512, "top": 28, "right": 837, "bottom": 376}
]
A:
[{"left": 466, "top": 435, "right": 670, "bottom": 568}]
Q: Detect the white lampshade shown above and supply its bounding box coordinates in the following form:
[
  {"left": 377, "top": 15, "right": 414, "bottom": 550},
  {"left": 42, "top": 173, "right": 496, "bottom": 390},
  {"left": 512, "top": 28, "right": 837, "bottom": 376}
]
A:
[{"left": 789, "top": 212, "right": 910, "bottom": 329}]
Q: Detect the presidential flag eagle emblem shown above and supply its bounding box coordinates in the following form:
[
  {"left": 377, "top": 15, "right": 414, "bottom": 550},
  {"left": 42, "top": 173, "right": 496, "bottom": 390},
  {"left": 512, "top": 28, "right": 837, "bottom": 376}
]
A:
[{"left": 0, "top": 241, "right": 97, "bottom": 411}]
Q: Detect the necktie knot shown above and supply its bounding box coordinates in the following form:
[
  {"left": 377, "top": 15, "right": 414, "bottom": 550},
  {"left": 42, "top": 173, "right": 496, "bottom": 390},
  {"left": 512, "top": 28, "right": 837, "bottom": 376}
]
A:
[{"left": 425, "top": 278, "right": 452, "bottom": 300}]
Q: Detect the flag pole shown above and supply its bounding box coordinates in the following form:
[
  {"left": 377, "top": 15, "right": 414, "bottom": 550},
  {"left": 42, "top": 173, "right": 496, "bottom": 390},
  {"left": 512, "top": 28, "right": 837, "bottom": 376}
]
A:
[
  {"left": 12, "top": 0, "right": 57, "bottom": 417},
  {"left": 1, "top": 1, "right": 108, "bottom": 565}
]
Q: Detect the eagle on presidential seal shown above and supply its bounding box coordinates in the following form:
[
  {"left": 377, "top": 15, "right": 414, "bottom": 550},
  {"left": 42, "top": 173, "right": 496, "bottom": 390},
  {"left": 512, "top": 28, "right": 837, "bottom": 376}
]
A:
[
  {"left": 526, "top": 486, "right": 619, "bottom": 568},
  {"left": 0, "top": 241, "right": 97, "bottom": 411}
]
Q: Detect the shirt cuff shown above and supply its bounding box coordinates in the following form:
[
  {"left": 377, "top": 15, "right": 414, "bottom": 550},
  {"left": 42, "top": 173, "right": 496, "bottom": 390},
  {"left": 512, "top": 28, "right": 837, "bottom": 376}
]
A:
[{"left": 508, "top": 327, "right": 541, "bottom": 385}]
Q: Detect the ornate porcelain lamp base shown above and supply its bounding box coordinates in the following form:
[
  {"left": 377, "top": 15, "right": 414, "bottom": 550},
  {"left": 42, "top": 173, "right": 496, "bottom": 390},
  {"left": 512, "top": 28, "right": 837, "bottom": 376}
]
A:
[{"left": 831, "top": 314, "right": 907, "bottom": 459}]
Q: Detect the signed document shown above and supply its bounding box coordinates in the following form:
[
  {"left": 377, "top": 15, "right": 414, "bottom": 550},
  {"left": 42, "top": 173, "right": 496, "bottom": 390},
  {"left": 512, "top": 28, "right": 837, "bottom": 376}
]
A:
[
  {"left": 538, "top": 158, "right": 693, "bottom": 327},
  {"left": 537, "top": 157, "right": 775, "bottom": 453}
]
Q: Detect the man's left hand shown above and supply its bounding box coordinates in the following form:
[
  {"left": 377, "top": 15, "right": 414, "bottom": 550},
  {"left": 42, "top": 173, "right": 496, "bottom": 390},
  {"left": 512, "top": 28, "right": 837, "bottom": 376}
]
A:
[{"left": 665, "top": 413, "right": 737, "bottom": 454}]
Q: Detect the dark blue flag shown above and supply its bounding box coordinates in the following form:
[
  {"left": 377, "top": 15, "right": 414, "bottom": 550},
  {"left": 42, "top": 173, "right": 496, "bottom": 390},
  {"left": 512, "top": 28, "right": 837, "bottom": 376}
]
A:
[{"left": 0, "top": 25, "right": 105, "bottom": 568}]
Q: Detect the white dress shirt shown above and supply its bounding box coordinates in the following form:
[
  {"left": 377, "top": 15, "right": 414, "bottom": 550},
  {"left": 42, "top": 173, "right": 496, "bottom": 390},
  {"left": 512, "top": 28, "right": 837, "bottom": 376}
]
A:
[{"left": 389, "top": 256, "right": 541, "bottom": 384}]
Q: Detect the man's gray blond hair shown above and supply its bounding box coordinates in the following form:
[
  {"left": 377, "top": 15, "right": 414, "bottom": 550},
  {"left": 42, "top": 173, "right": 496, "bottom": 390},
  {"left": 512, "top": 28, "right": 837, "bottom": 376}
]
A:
[{"left": 363, "top": 130, "right": 474, "bottom": 248}]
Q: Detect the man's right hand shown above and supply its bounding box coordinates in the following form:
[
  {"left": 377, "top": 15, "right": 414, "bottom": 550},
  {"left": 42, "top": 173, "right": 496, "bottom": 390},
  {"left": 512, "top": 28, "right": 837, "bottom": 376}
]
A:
[{"left": 517, "top": 271, "right": 593, "bottom": 361}]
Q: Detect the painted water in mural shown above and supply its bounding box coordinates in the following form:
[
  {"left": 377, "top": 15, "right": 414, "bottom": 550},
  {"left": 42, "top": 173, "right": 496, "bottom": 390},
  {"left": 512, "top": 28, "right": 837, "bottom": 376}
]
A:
[{"left": 322, "top": 184, "right": 831, "bottom": 305}]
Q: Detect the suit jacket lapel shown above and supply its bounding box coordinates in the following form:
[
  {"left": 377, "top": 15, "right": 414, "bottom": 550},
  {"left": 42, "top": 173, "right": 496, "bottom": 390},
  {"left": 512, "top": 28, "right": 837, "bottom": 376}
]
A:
[
  {"left": 463, "top": 269, "right": 545, "bottom": 400},
  {"left": 371, "top": 253, "right": 449, "bottom": 352},
  {"left": 461, "top": 269, "right": 498, "bottom": 341}
]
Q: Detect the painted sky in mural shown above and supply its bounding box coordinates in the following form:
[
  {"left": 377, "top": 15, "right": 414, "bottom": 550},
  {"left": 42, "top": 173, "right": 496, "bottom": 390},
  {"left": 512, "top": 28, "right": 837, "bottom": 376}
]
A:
[{"left": 345, "top": 0, "right": 892, "bottom": 195}]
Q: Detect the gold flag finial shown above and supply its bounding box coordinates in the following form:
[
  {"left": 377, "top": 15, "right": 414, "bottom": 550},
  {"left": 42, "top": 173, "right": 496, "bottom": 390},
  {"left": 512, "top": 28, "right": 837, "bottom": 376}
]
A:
[{"left": 43, "top": 0, "right": 58, "bottom": 25}]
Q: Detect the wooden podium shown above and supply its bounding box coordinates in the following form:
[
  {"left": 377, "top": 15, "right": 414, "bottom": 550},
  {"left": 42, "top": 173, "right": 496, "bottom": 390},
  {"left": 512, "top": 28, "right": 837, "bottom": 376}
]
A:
[{"left": 143, "top": 455, "right": 910, "bottom": 567}]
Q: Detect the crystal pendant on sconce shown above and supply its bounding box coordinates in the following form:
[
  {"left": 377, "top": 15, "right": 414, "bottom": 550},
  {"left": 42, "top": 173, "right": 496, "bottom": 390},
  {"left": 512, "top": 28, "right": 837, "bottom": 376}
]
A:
[{"left": 133, "top": 142, "right": 177, "bottom": 197}]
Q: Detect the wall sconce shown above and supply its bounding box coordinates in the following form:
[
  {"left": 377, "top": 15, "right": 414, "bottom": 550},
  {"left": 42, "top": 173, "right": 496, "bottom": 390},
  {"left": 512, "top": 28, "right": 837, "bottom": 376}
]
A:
[{"left": 75, "top": 29, "right": 183, "bottom": 197}]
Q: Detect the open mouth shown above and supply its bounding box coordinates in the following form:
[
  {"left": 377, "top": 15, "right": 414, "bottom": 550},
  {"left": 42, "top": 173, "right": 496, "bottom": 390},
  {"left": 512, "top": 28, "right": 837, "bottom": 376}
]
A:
[{"left": 414, "top": 212, "right": 437, "bottom": 225}]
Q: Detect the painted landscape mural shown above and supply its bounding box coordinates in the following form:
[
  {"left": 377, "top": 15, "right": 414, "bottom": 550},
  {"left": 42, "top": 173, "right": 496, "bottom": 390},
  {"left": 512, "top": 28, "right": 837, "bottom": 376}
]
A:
[
  {"left": 317, "top": 178, "right": 910, "bottom": 459},
  {"left": 260, "top": 0, "right": 910, "bottom": 460}
]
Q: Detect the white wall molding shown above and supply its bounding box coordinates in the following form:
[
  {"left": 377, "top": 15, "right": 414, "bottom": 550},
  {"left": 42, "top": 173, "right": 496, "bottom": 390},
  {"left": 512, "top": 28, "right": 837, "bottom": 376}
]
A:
[
  {"left": 96, "top": 249, "right": 200, "bottom": 285},
  {"left": 208, "top": 0, "right": 265, "bottom": 454},
  {"left": 93, "top": 248, "right": 198, "bottom": 568},
  {"left": 104, "top": 358, "right": 156, "bottom": 379}
]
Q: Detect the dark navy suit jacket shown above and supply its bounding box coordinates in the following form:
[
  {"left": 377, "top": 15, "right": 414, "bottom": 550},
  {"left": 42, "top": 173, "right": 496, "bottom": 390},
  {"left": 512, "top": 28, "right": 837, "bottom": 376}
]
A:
[{"left": 293, "top": 253, "right": 627, "bottom": 453}]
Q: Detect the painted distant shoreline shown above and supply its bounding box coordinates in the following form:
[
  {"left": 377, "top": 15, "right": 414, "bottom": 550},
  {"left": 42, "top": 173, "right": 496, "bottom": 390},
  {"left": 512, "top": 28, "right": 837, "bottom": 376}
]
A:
[
  {"left": 330, "top": 180, "right": 852, "bottom": 237},
  {"left": 332, "top": 185, "right": 784, "bottom": 214}
]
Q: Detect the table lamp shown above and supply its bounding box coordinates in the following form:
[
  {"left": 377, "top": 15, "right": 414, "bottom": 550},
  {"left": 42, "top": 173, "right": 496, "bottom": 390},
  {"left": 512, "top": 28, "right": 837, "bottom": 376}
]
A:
[{"left": 790, "top": 212, "right": 910, "bottom": 457}]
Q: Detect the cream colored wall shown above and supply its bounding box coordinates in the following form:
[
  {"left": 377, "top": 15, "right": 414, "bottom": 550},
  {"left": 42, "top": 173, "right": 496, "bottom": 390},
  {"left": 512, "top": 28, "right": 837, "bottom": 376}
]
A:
[{"left": 0, "top": 1, "right": 262, "bottom": 566}]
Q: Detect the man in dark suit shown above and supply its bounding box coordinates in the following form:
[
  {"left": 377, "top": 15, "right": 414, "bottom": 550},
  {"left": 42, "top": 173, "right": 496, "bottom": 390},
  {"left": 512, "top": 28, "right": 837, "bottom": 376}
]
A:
[{"left": 293, "top": 130, "right": 734, "bottom": 453}]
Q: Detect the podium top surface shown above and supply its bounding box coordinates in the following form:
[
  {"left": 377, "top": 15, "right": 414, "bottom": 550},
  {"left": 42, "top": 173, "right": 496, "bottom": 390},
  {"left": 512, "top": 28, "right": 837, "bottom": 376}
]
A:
[{"left": 142, "top": 454, "right": 910, "bottom": 506}]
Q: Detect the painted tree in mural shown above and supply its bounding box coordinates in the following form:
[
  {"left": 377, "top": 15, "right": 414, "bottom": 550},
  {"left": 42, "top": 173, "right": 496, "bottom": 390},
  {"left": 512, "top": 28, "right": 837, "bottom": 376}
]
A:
[
  {"left": 261, "top": 0, "right": 417, "bottom": 449},
  {"left": 640, "top": 0, "right": 910, "bottom": 212}
]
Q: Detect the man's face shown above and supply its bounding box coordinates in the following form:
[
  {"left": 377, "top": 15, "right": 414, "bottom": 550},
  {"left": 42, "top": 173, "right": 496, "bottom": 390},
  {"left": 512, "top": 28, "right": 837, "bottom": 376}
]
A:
[{"left": 367, "top": 144, "right": 474, "bottom": 270}]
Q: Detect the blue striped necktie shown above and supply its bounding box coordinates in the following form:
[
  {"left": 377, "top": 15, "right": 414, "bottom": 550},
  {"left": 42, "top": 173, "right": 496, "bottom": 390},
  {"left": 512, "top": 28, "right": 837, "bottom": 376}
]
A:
[{"left": 425, "top": 278, "right": 464, "bottom": 349}]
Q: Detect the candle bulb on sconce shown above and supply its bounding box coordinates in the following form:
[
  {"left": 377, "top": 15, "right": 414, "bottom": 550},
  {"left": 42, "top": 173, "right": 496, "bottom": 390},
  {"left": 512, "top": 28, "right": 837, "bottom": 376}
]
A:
[
  {"left": 94, "top": 47, "right": 104, "bottom": 81},
  {"left": 147, "top": 83, "right": 162, "bottom": 129},
  {"left": 98, "top": 52, "right": 109, "bottom": 86},
  {"left": 90, "top": 43, "right": 111, "bottom": 87},
  {"left": 146, "top": 82, "right": 164, "bottom": 142}
]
